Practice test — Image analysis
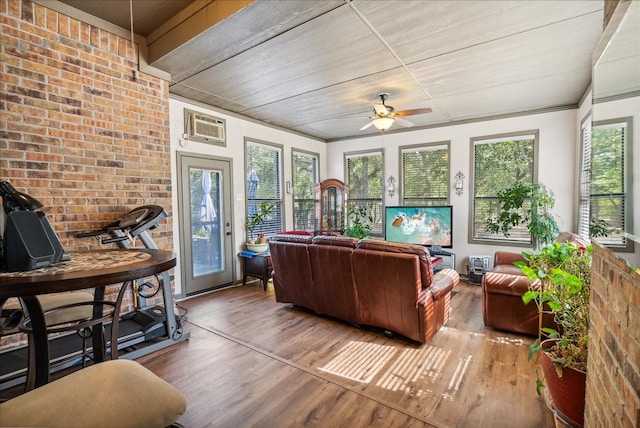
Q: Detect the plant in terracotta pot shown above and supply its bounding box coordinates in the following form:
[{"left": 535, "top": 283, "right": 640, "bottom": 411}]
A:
[{"left": 516, "top": 241, "right": 592, "bottom": 426}]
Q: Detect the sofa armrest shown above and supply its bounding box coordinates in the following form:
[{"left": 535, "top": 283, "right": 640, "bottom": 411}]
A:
[
  {"left": 430, "top": 268, "right": 460, "bottom": 299},
  {"left": 482, "top": 271, "right": 532, "bottom": 296}
]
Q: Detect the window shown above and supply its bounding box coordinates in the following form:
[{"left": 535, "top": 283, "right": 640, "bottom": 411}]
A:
[
  {"left": 245, "top": 139, "right": 283, "bottom": 238},
  {"left": 400, "top": 142, "right": 450, "bottom": 206},
  {"left": 292, "top": 150, "right": 319, "bottom": 232},
  {"left": 345, "top": 150, "right": 383, "bottom": 235},
  {"left": 471, "top": 131, "right": 538, "bottom": 245},
  {"left": 580, "top": 118, "right": 632, "bottom": 250}
]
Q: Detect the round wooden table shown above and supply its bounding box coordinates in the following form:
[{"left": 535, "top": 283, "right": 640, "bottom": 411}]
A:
[{"left": 0, "top": 249, "right": 176, "bottom": 389}]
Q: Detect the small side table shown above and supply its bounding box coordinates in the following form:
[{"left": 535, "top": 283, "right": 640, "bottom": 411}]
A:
[{"left": 239, "top": 252, "right": 273, "bottom": 291}]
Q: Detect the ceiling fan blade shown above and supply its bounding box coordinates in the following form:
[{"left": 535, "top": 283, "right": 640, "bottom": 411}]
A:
[
  {"left": 360, "top": 121, "right": 375, "bottom": 130},
  {"left": 395, "top": 117, "right": 414, "bottom": 128},
  {"left": 394, "top": 108, "right": 432, "bottom": 117},
  {"left": 373, "top": 104, "right": 389, "bottom": 116}
]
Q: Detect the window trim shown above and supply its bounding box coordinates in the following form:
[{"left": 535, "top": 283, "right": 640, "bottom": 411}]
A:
[
  {"left": 398, "top": 141, "right": 451, "bottom": 206},
  {"left": 468, "top": 130, "right": 540, "bottom": 246}
]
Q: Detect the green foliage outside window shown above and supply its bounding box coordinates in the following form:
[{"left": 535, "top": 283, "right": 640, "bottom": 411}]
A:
[
  {"left": 402, "top": 144, "right": 449, "bottom": 205},
  {"left": 346, "top": 152, "right": 383, "bottom": 235},
  {"left": 590, "top": 125, "right": 625, "bottom": 246},
  {"left": 472, "top": 136, "right": 536, "bottom": 243},
  {"left": 292, "top": 151, "right": 318, "bottom": 231}
]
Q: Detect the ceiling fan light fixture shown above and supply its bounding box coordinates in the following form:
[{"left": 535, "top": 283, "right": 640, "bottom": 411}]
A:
[{"left": 373, "top": 117, "right": 394, "bottom": 131}]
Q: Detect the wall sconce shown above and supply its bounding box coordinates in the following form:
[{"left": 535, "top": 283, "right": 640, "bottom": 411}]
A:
[
  {"left": 286, "top": 181, "right": 292, "bottom": 195},
  {"left": 454, "top": 171, "right": 465, "bottom": 196},
  {"left": 387, "top": 175, "right": 396, "bottom": 197}
]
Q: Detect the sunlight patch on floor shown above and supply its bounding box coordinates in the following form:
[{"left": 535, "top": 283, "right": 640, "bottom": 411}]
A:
[
  {"left": 442, "top": 354, "right": 473, "bottom": 400},
  {"left": 319, "top": 341, "right": 396, "bottom": 383},
  {"left": 376, "top": 345, "right": 450, "bottom": 397}
]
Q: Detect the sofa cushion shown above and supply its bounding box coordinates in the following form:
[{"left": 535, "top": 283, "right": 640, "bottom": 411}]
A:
[
  {"left": 0, "top": 359, "right": 186, "bottom": 428},
  {"left": 309, "top": 236, "right": 359, "bottom": 323},
  {"left": 355, "top": 239, "right": 433, "bottom": 288},
  {"left": 311, "top": 235, "right": 358, "bottom": 247}
]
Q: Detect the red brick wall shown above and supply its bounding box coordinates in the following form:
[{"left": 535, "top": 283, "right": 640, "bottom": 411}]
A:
[
  {"left": 0, "top": 0, "right": 172, "bottom": 249},
  {"left": 585, "top": 242, "right": 640, "bottom": 427},
  {"left": 0, "top": 0, "right": 173, "bottom": 347}
]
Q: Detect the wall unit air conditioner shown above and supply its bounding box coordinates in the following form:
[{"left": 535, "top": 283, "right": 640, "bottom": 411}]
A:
[{"left": 185, "top": 109, "right": 226, "bottom": 144}]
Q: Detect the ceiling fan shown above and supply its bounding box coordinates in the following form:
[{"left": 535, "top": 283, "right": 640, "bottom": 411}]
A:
[{"left": 360, "top": 93, "right": 432, "bottom": 132}]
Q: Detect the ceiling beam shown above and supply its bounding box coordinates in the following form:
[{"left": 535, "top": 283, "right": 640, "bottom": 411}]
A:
[{"left": 147, "top": 0, "right": 254, "bottom": 64}]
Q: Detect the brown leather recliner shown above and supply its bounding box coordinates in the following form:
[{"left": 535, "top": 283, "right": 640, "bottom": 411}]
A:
[
  {"left": 308, "top": 235, "right": 360, "bottom": 324},
  {"left": 481, "top": 232, "right": 588, "bottom": 336},
  {"left": 269, "top": 235, "right": 460, "bottom": 343},
  {"left": 269, "top": 234, "right": 315, "bottom": 311},
  {"left": 351, "top": 239, "right": 455, "bottom": 343}
]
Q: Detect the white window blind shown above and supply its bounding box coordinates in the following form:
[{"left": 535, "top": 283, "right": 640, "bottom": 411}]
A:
[
  {"left": 245, "top": 140, "right": 283, "bottom": 238},
  {"left": 471, "top": 133, "right": 537, "bottom": 245},
  {"left": 577, "top": 119, "right": 592, "bottom": 239},
  {"left": 401, "top": 143, "right": 449, "bottom": 206}
]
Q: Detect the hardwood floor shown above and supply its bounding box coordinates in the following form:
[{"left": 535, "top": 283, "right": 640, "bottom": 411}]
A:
[{"left": 137, "top": 280, "right": 555, "bottom": 428}]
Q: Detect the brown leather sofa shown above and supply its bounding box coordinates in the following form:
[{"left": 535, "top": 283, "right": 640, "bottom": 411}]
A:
[
  {"left": 269, "top": 235, "right": 460, "bottom": 343},
  {"left": 481, "top": 232, "right": 589, "bottom": 336}
]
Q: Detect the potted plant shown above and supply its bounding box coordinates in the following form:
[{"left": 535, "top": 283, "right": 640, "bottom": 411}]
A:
[
  {"left": 245, "top": 202, "right": 274, "bottom": 251},
  {"left": 516, "top": 241, "right": 592, "bottom": 426},
  {"left": 344, "top": 204, "right": 373, "bottom": 239},
  {"left": 486, "top": 182, "right": 560, "bottom": 249}
]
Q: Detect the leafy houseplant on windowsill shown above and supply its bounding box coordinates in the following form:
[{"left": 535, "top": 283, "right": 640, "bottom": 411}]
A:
[
  {"left": 486, "top": 182, "right": 560, "bottom": 249},
  {"left": 245, "top": 202, "right": 274, "bottom": 251},
  {"left": 516, "top": 241, "right": 592, "bottom": 426},
  {"left": 344, "top": 205, "right": 373, "bottom": 239}
]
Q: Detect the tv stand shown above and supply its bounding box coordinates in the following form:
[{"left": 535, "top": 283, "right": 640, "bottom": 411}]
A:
[{"left": 429, "top": 248, "right": 455, "bottom": 272}]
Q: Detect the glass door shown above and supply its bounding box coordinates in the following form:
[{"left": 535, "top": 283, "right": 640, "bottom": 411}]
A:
[{"left": 178, "top": 153, "right": 233, "bottom": 295}]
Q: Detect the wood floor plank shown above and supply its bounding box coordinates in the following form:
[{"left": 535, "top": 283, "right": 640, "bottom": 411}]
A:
[{"left": 137, "top": 280, "right": 555, "bottom": 427}]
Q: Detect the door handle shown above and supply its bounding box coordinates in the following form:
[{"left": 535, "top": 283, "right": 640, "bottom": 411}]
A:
[{"left": 226, "top": 232, "right": 232, "bottom": 235}]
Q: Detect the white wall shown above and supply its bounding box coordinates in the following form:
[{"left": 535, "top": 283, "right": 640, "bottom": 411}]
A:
[
  {"left": 168, "top": 96, "right": 327, "bottom": 294},
  {"left": 168, "top": 94, "right": 615, "bottom": 283},
  {"left": 326, "top": 109, "right": 579, "bottom": 274}
]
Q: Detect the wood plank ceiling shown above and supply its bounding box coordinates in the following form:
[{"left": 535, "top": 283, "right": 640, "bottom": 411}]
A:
[{"left": 58, "top": 0, "right": 605, "bottom": 142}]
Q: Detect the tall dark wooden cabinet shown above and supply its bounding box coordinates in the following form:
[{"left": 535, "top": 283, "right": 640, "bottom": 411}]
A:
[{"left": 314, "top": 179, "right": 347, "bottom": 235}]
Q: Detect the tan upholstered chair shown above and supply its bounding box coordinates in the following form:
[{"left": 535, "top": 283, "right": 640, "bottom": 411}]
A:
[{"left": 0, "top": 359, "right": 187, "bottom": 428}]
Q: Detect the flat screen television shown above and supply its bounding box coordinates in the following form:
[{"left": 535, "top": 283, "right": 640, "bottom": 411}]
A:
[{"left": 384, "top": 205, "right": 453, "bottom": 248}]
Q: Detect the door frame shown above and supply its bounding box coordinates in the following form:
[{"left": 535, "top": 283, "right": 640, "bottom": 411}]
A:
[{"left": 176, "top": 151, "right": 236, "bottom": 297}]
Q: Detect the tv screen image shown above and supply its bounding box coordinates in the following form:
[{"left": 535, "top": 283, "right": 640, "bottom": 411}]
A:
[{"left": 384, "top": 206, "right": 453, "bottom": 248}]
